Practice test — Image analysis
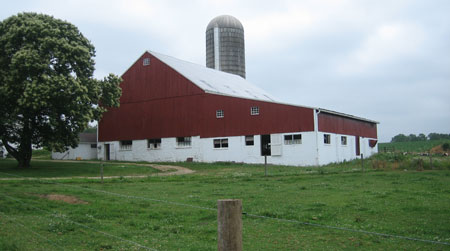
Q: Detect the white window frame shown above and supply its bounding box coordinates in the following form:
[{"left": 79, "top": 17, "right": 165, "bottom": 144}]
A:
[
  {"left": 250, "top": 106, "right": 259, "bottom": 115},
  {"left": 176, "top": 137, "right": 192, "bottom": 148},
  {"left": 324, "top": 134, "right": 331, "bottom": 145},
  {"left": 143, "top": 58, "right": 150, "bottom": 66},
  {"left": 213, "top": 138, "right": 228, "bottom": 149},
  {"left": 216, "top": 109, "right": 224, "bottom": 118},
  {"left": 120, "top": 140, "right": 132, "bottom": 151},
  {"left": 245, "top": 135, "right": 254, "bottom": 146},
  {"left": 147, "top": 138, "right": 161, "bottom": 150},
  {"left": 284, "top": 134, "right": 302, "bottom": 145}
]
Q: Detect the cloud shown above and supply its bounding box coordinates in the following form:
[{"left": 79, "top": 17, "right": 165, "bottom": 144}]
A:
[{"left": 1, "top": 0, "right": 449, "bottom": 142}]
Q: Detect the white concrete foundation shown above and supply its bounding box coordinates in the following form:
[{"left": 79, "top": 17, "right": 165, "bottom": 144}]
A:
[{"left": 98, "top": 131, "right": 378, "bottom": 166}]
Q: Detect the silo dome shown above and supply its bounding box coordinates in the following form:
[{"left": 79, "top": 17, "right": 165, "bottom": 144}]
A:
[
  {"left": 206, "top": 15, "right": 244, "bottom": 30},
  {"left": 206, "top": 15, "right": 246, "bottom": 78}
]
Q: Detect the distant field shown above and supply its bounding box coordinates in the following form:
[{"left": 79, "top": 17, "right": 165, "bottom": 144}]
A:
[
  {"left": 378, "top": 139, "right": 449, "bottom": 153},
  {"left": 1, "top": 158, "right": 450, "bottom": 250}
]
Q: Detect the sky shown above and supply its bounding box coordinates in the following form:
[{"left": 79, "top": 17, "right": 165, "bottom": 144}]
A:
[{"left": 1, "top": 0, "right": 449, "bottom": 142}]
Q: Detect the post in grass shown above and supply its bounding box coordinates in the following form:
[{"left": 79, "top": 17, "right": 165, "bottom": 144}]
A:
[{"left": 217, "top": 199, "right": 242, "bottom": 251}]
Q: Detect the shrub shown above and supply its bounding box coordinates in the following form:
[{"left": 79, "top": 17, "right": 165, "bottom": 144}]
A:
[{"left": 443, "top": 143, "right": 449, "bottom": 151}]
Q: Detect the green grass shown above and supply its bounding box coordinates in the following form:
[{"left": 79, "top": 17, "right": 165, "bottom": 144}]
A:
[
  {"left": 0, "top": 158, "right": 450, "bottom": 250},
  {"left": 379, "top": 139, "right": 450, "bottom": 153},
  {"left": 0, "top": 159, "right": 159, "bottom": 178},
  {"left": 31, "top": 149, "right": 52, "bottom": 160}
]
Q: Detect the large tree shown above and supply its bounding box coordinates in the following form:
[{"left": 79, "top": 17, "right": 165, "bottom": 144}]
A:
[{"left": 0, "top": 13, "right": 121, "bottom": 168}]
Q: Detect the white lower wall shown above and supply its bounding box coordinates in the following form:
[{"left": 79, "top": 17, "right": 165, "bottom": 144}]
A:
[
  {"left": 98, "top": 131, "right": 378, "bottom": 166},
  {"left": 52, "top": 143, "right": 97, "bottom": 160}
]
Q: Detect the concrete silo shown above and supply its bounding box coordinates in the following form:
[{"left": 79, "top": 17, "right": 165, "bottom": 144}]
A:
[{"left": 206, "top": 15, "right": 246, "bottom": 78}]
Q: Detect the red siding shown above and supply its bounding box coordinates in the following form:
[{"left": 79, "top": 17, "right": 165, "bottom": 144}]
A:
[
  {"left": 318, "top": 112, "right": 377, "bottom": 138},
  {"left": 99, "top": 52, "right": 373, "bottom": 142},
  {"left": 200, "top": 94, "right": 314, "bottom": 138},
  {"left": 99, "top": 92, "right": 315, "bottom": 141},
  {"left": 119, "top": 52, "right": 204, "bottom": 104}
]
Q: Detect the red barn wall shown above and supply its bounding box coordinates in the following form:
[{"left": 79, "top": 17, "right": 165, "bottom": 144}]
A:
[
  {"left": 318, "top": 112, "right": 377, "bottom": 138},
  {"left": 99, "top": 51, "right": 373, "bottom": 142},
  {"left": 200, "top": 94, "right": 314, "bottom": 138},
  {"left": 119, "top": 52, "right": 204, "bottom": 104}
]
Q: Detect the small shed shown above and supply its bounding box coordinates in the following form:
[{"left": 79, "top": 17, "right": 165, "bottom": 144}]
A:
[{"left": 51, "top": 133, "right": 98, "bottom": 160}]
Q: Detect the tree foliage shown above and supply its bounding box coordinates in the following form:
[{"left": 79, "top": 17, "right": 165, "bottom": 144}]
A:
[
  {"left": 0, "top": 13, "right": 121, "bottom": 168},
  {"left": 391, "top": 133, "right": 450, "bottom": 142}
]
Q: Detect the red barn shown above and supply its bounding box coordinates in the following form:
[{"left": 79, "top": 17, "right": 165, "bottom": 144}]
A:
[{"left": 98, "top": 51, "right": 378, "bottom": 166}]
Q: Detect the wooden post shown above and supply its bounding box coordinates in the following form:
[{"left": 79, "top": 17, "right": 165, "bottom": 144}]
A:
[
  {"left": 361, "top": 154, "right": 364, "bottom": 172},
  {"left": 218, "top": 199, "right": 242, "bottom": 251},
  {"left": 264, "top": 155, "right": 267, "bottom": 177}
]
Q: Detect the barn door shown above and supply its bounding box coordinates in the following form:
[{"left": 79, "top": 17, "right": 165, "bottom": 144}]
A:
[
  {"left": 355, "top": 136, "right": 360, "bottom": 156},
  {"left": 261, "top": 135, "right": 271, "bottom": 156},
  {"left": 105, "top": 144, "right": 110, "bottom": 160},
  {"left": 270, "top": 134, "right": 282, "bottom": 156}
]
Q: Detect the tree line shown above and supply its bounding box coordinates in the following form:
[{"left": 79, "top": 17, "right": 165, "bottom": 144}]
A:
[{"left": 391, "top": 133, "right": 450, "bottom": 142}]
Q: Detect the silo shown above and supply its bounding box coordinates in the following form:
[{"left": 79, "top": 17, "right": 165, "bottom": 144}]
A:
[{"left": 206, "top": 15, "right": 246, "bottom": 78}]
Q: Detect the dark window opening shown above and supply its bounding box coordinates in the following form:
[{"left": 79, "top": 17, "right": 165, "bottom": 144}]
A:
[
  {"left": 341, "top": 136, "right": 347, "bottom": 145},
  {"left": 284, "top": 134, "right": 302, "bottom": 144},
  {"left": 177, "top": 137, "right": 192, "bottom": 147},
  {"left": 147, "top": 138, "right": 162, "bottom": 149},
  {"left": 214, "top": 138, "right": 228, "bottom": 148},
  {"left": 120, "top": 140, "right": 132, "bottom": 150},
  {"left": 245, "top": 135, "right": 254, "bottom": 146},
  {"left": 324, "top": 134, "right": 331, "bottom": 144}
]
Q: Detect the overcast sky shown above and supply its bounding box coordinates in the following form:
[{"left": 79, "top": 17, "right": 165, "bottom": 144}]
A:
[{"left": 2, "top": 0, "right": 449, "bottom": 142}]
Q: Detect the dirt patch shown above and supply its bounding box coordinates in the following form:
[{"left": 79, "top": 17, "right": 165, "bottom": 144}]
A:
[
  {"left": 36, "top": 194, "right": 89, "bottom": 204},
  {"left": 430, "top": 144, "right": 449, "bottom": 154}
]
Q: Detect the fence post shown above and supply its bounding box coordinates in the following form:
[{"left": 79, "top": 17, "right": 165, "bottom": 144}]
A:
[
  {"left": 218, "top": 199, "right": 242, "bottom": 251},
  {"left": 361, "top": 154, "right": 364, "bottom": 172},
  {"left": 264, "top": 156, "right": 267, "bottom": 177}
]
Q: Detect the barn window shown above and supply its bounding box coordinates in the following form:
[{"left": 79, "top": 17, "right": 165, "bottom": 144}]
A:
[
  {"left": 147, "top": 138, "right": 161, "bottom": 149},
  {"left": 216, "top": 110, "right": 224, "bottom": 118},
  {"left": 284, "top": 134, "right": 302, "bottom": 145},
  {"left": 91, "top": 144, "right": 97, "bottom": 149},
  {"left": 324, "top": 134, "right": 331, "bottom": 144},
  {"left": 120, "top": 140, "right": 132, "bottom": 150},
  {"left": 214, "top": 138, "right": 228, "bottom": 148},
  {"left": 251, "top": 106, "right": 259, "bottom": 115},
  {"left": 341, "top": 136, "right": 347, "bottom": 145},
  {"left": 143, "top": 58, "right": 150, "bottom": 66},
  {"left": 177, "top": 137, "right": 191, "bottom": 147},
  {"left": 245, "top": 135, "right": 254, "bottom": 146}
]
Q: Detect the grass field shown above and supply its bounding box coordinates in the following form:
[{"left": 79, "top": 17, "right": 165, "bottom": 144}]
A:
[
  {"left": 378, "top": 139, "right": 450, "bottom": 153},
  {"left": 1, "top": 157, "right": 450, "bottom": 250}
]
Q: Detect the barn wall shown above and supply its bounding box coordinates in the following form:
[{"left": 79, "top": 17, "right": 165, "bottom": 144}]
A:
[
  {"left": 200, "top": 94, "right": 315, "bottom": 138},
  {"left": 51, "top": 143, "right": 97, "bottom": 160},
  {"left": 99, "top": 93, "right": 316, "bottom": 142},
  {"left": 318, "top": 112, "right": 377, "bottom": 139},
  {"left": 316, "top": 132, "right": 378, "bottom": 165},
  {"left": 119, "top": 52, "right": 204, "bottom": 104},
  {"left": 99, "top": 131, "right": 319, "bottom": 166}
]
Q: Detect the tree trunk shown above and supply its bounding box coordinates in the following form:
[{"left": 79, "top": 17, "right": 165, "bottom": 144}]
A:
[
  {"left": 17, "top": 144, "right": 32, "bottom": 168},
  {"left": 2, "top": 117, "right": 33, "bottom": 168}
]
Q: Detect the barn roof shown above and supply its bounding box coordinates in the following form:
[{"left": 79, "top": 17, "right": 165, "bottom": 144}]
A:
[
  {"left": 146, "top": 51, "right": 378, "bottom": 124},
  {"left": 79, "top": 133, "right": 97, "bottom": 143},
  {"left": 149, "top": 51, "right": 276, "bottom": 102}
]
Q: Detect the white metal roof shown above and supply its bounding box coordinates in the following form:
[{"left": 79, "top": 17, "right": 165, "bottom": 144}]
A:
[
  {"left": 149, "top": 51, "right": 277, "bottom": 102},
  {"left": 147, "top": 51, "right": 378, "bottom": 124}
]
